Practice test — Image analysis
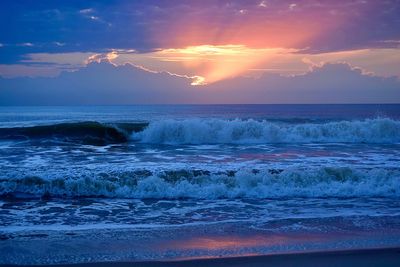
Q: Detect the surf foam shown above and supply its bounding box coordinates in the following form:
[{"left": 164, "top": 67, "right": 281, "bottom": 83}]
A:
[
  {"left": 132, "top": 118, "right": 400, "bottom": 144},
  {"left": 1, "top": 167, "right": 399, "bottom": 199}
]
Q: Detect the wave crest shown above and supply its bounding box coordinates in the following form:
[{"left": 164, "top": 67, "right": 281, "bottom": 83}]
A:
[
  {"left": 132, "top": 118, "right": 400, "bottom": 144},
  {"left": 0, "top": 122, "right": 148, "bottom": 145},
  {"left": 1, "top": 167, "right": 399, "bottom": 199}
]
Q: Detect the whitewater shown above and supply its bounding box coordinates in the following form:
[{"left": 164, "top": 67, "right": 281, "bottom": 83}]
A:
[{"left": 133, "top": 117, "right": 400, "bottom": 144}]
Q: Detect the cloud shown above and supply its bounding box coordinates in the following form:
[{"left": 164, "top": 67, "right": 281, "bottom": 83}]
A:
[
  {"left": 78, "top": 7, "right": 110, "bottom": 25},
  {"left": 1, "top": 0, "right": 400, "bottom": 65},
  {"left": 0, "top": 64, "right": 63, "bottom": 78},
  {"left": 299, "top": 49, "right": 400, "bottom": 78},
  {"left": 288, "top": 3, "right": 297, "bottom": 10},
  {"left": 85, "top": 52, "right": 118, "bottom": 65},
  {"left": 53, "top": 42, "right": 65, "bottom": 47},
  {"left": 109, "top": 47, "right": 400, "bottom": 82},
  {"left": 2, "top": 47, "right": 400, "bottom": 83},
  {"left": 79, "top": 8, "right": 95, "bottom": 14},
  {"left": 258, "top": 1, "right": 267, "bottom": 8},
  {"left": 113, "top": 45, "right": 296, "bottom": 84},
  {"left": 0, "top": 61, "right": 398, "bottom": 105},
  {"left": 17, "top": 43, "right": 34, "bottom": 47},
  {"left": 0, "top": 61, "right": 198, "bottom": 105},
  {"left": 0, "top": 52, "right": 95, "bottom": 78},
  {"left": 206, "top": 63, "right": 400, "bottom": 103}
]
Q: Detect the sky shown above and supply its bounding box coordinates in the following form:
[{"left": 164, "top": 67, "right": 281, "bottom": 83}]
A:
[{"left": 0, "top": 0, "right": 400, "bottom": 104}]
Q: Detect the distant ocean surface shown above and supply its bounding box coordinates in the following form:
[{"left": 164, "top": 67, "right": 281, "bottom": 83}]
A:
[{"left": 1, "top": 104, "right": 400, "bottom": 264}]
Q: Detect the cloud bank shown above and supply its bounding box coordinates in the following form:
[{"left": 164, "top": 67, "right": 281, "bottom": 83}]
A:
[{"left": 0, "top": 61, "right": 399, "bottom": 105}]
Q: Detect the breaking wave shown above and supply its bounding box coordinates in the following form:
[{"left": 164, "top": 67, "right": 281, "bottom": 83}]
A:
[
  {"left": 0, "top": 121, "right": 147, "bottom": 145},
  {"left": 1, "top": 118, "right": 399, "bottom": 145},
  {"left": 133, "top": 118, "right": 400, "bottom": 144},
  {"left": 1, "top": 167, "right": 399, "bottom": 199}
]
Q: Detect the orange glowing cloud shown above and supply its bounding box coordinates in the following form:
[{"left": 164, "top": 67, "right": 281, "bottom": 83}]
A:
[
  {"left": 113, "top": 45, "right": 296, "bottom": 85},
  {"left": 103, "top": 45, "right": 400, "bottom": 87},
  {"left": 155, "top": 45, "right": 297, "bottom": 84}
]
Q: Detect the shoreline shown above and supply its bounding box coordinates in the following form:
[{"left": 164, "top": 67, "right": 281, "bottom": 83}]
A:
[
  {"left": 2, "top": 221, "right": 400, "bottom": 266},
  {"left": 2, "top": 247, "right": 400, "bottom": 267}
]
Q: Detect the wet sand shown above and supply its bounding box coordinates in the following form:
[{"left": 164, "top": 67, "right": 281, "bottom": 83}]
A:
[{"left": 2, "top": 247, "right": 399, "bottom": 267}]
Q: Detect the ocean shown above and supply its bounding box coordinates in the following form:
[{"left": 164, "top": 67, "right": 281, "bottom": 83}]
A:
[{"left": 1, "top": 104, "right": 400, "bottom": 264}]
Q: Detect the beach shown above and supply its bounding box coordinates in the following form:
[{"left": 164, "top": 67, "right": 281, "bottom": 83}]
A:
[{"left": 2, "top": 248, "right": 400, "bottom": 267}]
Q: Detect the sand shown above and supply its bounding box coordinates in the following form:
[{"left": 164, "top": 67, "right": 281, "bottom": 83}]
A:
[{"left": 2, "top": 247, "right": 399, "bottom": 267}]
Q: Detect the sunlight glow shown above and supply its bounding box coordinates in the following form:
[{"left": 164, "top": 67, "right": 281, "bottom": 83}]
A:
[
  {"left": 110, "top": 45, "right": 296, "bottom": 85},
  {"left": 152, "top": 45, "right": 296, "bottom": 85},
  {"left": 191, "top": 75, "right": 206, "bottom": 86}
]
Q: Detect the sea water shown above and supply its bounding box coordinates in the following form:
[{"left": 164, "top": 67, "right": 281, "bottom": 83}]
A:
[{"left": 0, "top": 104, "right": 400, "bottom": 264}]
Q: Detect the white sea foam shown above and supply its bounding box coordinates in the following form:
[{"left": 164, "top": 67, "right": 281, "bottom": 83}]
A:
[
  {"left": 132, "top": 118, "right": 400, "bottom": 144},
  {"left": 1, "top": 167, "right": 399, "bottom": 199}
]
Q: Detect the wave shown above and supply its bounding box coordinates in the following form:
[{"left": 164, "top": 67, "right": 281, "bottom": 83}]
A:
[
  {"left": 132, "top": 118, "right": 400, "bottom": 144},
  {"left": 1, "top": 118, "right": 399, "bottom": 145},
  {"left": 1, "top": 167, "right": 399, "bottom": 199},
  {"left": 0, "top": 121, "right": 148, "bottom": 145}
]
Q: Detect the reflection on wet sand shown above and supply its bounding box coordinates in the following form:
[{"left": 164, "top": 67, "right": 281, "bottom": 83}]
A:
[{"left": 161, "top": 233, "right": 323, "bottom": 258}]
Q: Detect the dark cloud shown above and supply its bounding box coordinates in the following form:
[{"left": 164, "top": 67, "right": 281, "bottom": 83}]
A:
[
  {"left": 1, "top": 61, "right": 399, "bottom": 105},
  {"left": 208, "top": 63, "right": 400, "bottom": 103},
  {"left": 0, "top": 61, "right": 192, "bottom": 105}
]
